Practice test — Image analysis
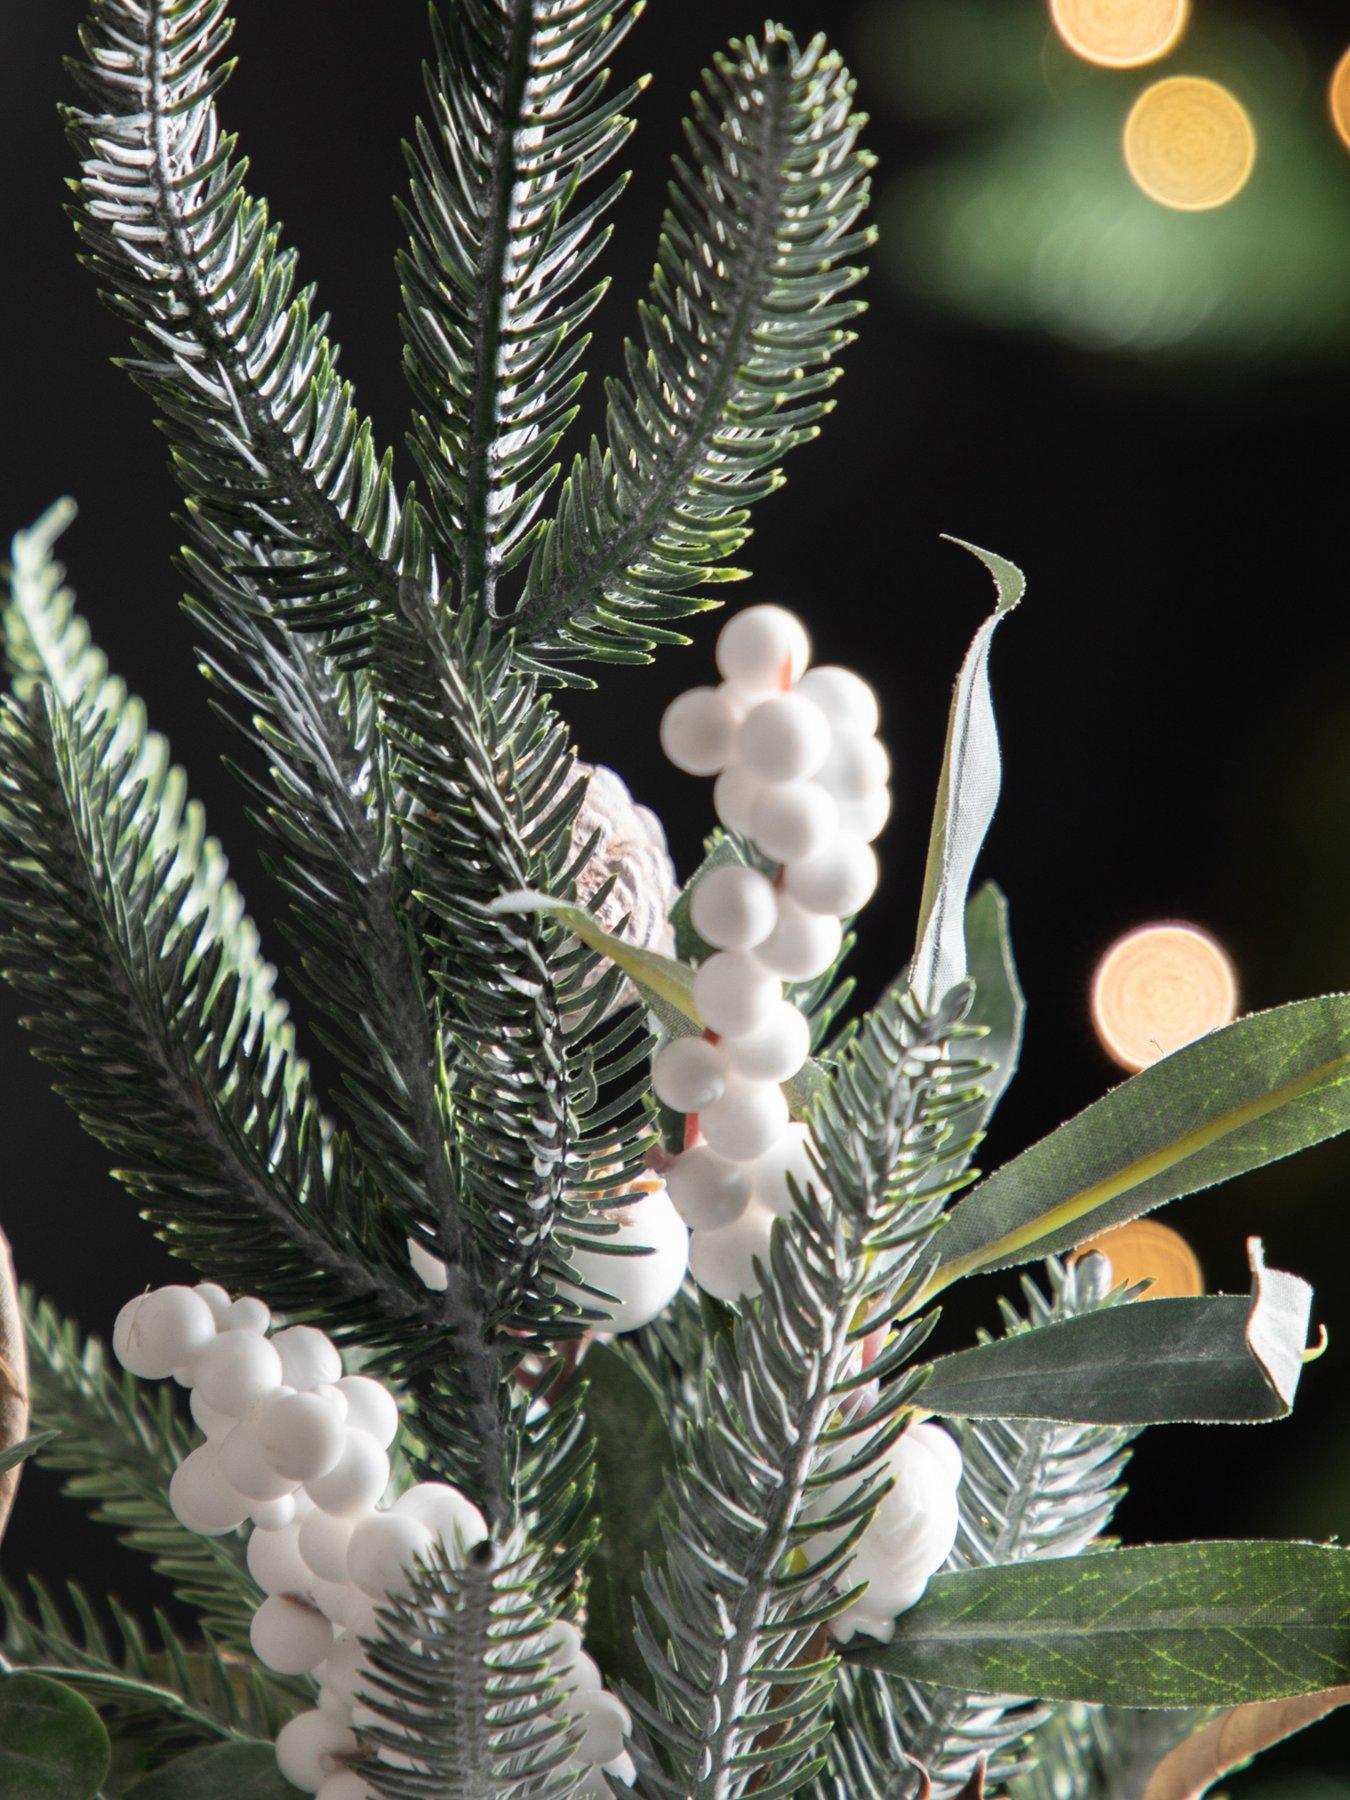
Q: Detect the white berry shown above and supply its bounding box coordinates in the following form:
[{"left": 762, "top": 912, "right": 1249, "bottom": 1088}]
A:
[
  {"left": 737, "top": 694, "right": 831, "bottom": 783},
  {"left": 747, "top": 781, "right": 839, "bottom": 864},
  {"left": 692, "top": 950, "right": 779, "bottom": 1038},
  {"left": 192, "top": 1329, "right": 284, "bottom": 1418},
  {"left": 222, "top": 1295, "right": 271, "bottom": 1335},
  {"left": 168, "top": 1444, "right": 250, "bottom": 1536},
  {"left": 189, "top": 1386, "right": 237, "bottom": 1440},
  {"left": 246, "top": 1519, "right": 315, "bottom": 1597},
  {"left": 347, "top": 1509, "right": 435, "bottom": 1600},
  {"left": 335, "top": 1376, "right": 399, "bottom": 1449},
  {"left": 688, "top": 1200, "right": 776, "bottom": 1303},
  {"left": 251, "top": 1593, "right": 334, "bottom": 1675},
  {"left": 699, "top": 1075, "right": 790, "bottom": 1163},
  {"left": 113, "top": 1287, "right": 216, "bottom": 1380},
  {"left": 659, "top": 685, "right": 740, "bottom": 776},
  {"left": 837, "top": 785, "right": 891, "bottom": 843},
  {"left": 574, "top": 1687, "right": 632, "bottom": 1765},
  {"left": 318, "top": 1631, "right": 373, "bottom": 1708},
  {"left": 562, "top": 1189, "right": 690, "bottom": 1333},
  {"left": 393, "top": 1483, "right": 490, "bottom": 1560},
  {"left": 712, "top": 763, "right": 763, "bottom": 835},
  {"left": 299, "top": 1503, "right": 368, "bottom": 1584},
  {"left": 254, "top": 1389, "right": 348, "bottom": 1484},
  {"left": 665, "top": 1144, "right": 752, "bottom": 1230},
  {"left": 754, "top": 894, "right": 841, "bottom": 978},
  {"left": 722, "top": 999, "right": 811, "bottom": 1084},
  {"left": 275, "top": 1709, "right": 357, "bottom": 1793},
  {"left": 651, "top": 1036, "right": 726, "bottom": 1113},
  {"left": 816, "top": 731, "right": 889, "bottom": 806},
  {"left": 785, "top": 835, "right": 878, "bottom": 918},
  {"left": 306, "top": 1429, "right": 389, "bottom": 1517},
  {"left": 251, "top": 1492, "right": 300, "bottom": 1531},
  {"left": 220, "top": 1419, "right": 298, "bottom": 1503},
  {"left": 193, "top": 1282, "right": 233, "bottom": 1328},
  {"left": 272, "top": 1325, "right": 343, "bottom": 1391},
  {"left": 796, "top": 665, "right": 881, "bottom": 737},
  {"left": 689, "top": 864, "right": 778, "bottom": 951},
  {"left": 715, "top": 605, "right": 810, "bottom": 694},
  {"left": 752, "top": 1122, "right": 822, "bottom": 1219}
]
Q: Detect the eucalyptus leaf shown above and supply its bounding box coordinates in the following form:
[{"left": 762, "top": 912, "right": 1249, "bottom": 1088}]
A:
[
  {"left": 489, "top": 889, "right": 830, "bottom": 1114},
  {"left": 0, "top": 1430, "right": 56, "bottom": 1478},
  {"left": 0, "top": 1671, "right": 110, "bottom": 1800},
  {"left": 582, "top": 1346, "right": 677, "bottom": 1691},
  {"left": 851, "top": 1541, "right": 1350, "bottom": 1707},
  {"left": 960, "top": 881, "right": 1025, "bottom": 1152},
  {"left": 919, "top": 1238, "right": 1311, "bottom": 1425},
  {"left": 926, "top": 994, "right": 1350, "bottom": 1293},
  {"left": 911, "top": 539, "right": 1024, "bottom": 1012},
  {"left": 1139, "top": 1686, "right": 1350, "bottom": 1800},
  {"left": 123, "top": 1740, "right": 294, "bottom": 1798}
]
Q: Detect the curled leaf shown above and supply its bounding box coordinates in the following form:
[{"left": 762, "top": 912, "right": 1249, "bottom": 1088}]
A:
[{"left": 1140, "top": 1686, "right": 1350, "bottom": 1799}]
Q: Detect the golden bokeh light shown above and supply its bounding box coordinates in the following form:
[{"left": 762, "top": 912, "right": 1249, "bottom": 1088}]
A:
[
  {"left": 1049, "top": 0, "right": 1189, "bottom": 70},
  {"left": 1123, "top": 77, "right": 1257, "bottom": 211},
  {"left": 1091, "top": 921, "right": 1238, "bottom": 1072},
  {"left": 1075, "top": 1218, "right": 1204, "bottom": 1298},
  {"left": 1331, "top": 48, "right": 1350, "bottom": 152}
]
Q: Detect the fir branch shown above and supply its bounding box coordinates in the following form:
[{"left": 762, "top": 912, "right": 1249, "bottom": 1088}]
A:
[
  {"left": 513, "top": 27, "right": 872, "bottom": 676},
  {"left": 66, "top": 0, "right": 423, "bottom": 640},
  {"left": 820, "top": 1259, "right": 1141, "bottom": 1799},
  {"left": 632, "top": 988, "right": 985, "bottom": 1800},
  {"left": 401, "top": 0, "right": 642, "bottom": 617},
  {"left": 355, "top": 1534, "right": 580, "bottom": 1799},
  {"left": 19, "top": 1291, "right": 258, "bottom": 1650},
  {"left": 1, "top": 1574, "right": 295, "bottom": 1754}
]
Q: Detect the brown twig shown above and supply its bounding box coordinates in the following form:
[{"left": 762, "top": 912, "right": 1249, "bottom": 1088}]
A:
[{"left": 0, "top": 1226, "right": 31, "bottom": 1543}]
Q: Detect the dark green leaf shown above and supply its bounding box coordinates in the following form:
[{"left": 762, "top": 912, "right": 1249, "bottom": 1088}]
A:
[
  {"left": 911, "top": 541, "right": 1024, "bottom": 1012},
  {"left": 928, "top": 995, "right": 1350, "bottom": 1293},
  {"left": 852, "top": 1542, "right": 1350, "bottom": 1707},
  {"left": 961, "top": 882, "right": 1025, "bottom": 1153},
  {"left": 123, "top": 1740, "right": 295, "bottom": 1799},
  {"left": 0, "top": 1432, "right": 56, "bottom": 1479},
  {"left": 583, "top": 1345, "right": 677, "bottom": 1691},
  {"left": 0, "top": 1672, "right": 110, "bottom": 1800},
  {"left": 920, "top": 1238, "right": 1311, "bottom": 1425}
]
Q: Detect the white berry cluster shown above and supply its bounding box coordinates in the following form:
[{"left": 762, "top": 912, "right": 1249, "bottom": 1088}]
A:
[
  {"left": 807, "top": 1420, "right": 963, "bottom": 1642},
  {"left": 656, "top": 605, "right": 890, "bottom": 1304},
  {"left": 112, "top": 1283, "right": 634, "bottom": 1796}
]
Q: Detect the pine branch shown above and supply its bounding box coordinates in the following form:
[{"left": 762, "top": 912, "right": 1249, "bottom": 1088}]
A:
[
  {"left": 66, "top": 0, "right": 424, "bottom": 642},
  {"left": 632, "top": 988, "right": 986, "bottom": 1800},
  {"left": 1, "top": 1574, "right": 295, "bottom": 1756},
  {"left": 820, "top": 1259, "right": 1141, "bottom": 1800},
  {"left": 19, "top": 1291, "right": 258, "bottom": 1650},
  {"left": 401, "top": 0, "right": 642, "bottom": 618},
  {"left": 513, "top": 27, "right": 872, "bottom": 677},
  {"left": 355, "top": 1533, "right": 580, "bottom": 1799}
]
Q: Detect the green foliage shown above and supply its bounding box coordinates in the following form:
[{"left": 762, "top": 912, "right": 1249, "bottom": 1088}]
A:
[
  {"left": 514, "top": 28, "right": 874, "bottom": 676},
  {"left": 855, "top": 1541, "right": 1350, "bottom": 1707},
  {"left": 0, "top": 1671, "right": 111, "bottom": 1800},
  {"left": 2, "top": 1, "right": 1347, "bottom": 1795},
  {"left": 356, "top": 1536, "right": 579, "bottom": 1798}
]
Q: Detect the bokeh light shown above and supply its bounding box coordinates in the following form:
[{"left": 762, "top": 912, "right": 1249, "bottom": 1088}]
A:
[
  {"left": 1331, "top": 47, "right": 1350, "bottom": 152},
  {"left": 1075, "top": 1217, "right": 1205, "bottom": 1297},
  {"left": 1123, "top": 76, "right": 1257, "bottom": 211},
  {"left": 1091, "top": 922, "right": 1238, "bottom": 1071},
  {"left": 1049, "top": 0, "right": 1188, "bottom": 70}
]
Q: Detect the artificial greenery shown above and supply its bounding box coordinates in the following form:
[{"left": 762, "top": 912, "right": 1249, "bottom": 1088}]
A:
[{"left": 0, "top": 2, "right": 1348, "bottom": 1796}]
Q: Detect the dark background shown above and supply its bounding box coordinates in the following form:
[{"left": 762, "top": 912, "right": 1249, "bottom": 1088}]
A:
[{"left": 3, "top": 2, "right": 1349, "bottom": 1789}]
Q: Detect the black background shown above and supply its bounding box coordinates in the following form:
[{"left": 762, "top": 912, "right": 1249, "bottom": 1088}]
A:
[{"left": 3, "top": 2, "right": 1349, "bottom": 1787}]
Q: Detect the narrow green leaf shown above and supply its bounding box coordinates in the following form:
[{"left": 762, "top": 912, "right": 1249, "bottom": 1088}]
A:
[
  {"left": 962, "top": 881, "right": 1025, "bottom": 1150},
  {"left": 927, "top": 994, "right": 1350, "bottom": 1293},
  {"left": 920, "top": 1239, "right": 1311, "bottom": 1425},
  {"left": 911, "top": 540, "right": 1024, "bottom": 1011},
  {"left": 0, "top": 1672, "right": 110, "bottom": 1800},
  {"left": 123, "top": 1740, "right": 293, "bottom": 1799},
  {"left": 582, "top": 1345, "right": 677, "bottom": 1691},
  {"left": 0, "top": 1432, "right": 56, "bottom": 1479},
  {"left": 851, "top": 1542, "right": 1350, "bottom": 1707}
]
